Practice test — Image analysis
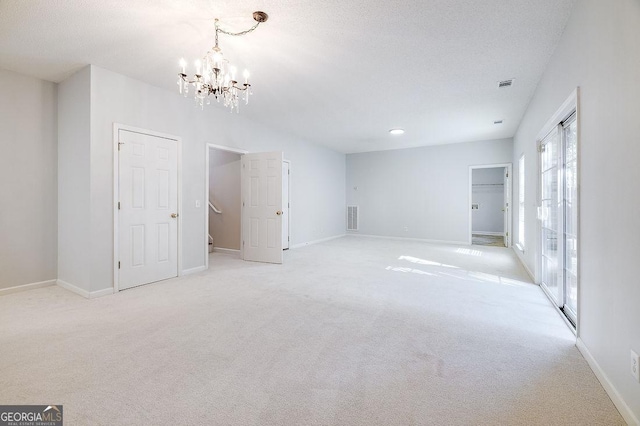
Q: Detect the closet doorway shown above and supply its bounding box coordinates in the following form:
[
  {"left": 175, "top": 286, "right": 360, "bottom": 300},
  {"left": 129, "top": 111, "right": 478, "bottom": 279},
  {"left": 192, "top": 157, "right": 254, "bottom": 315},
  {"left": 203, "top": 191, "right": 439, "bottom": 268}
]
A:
[{"left": 469, "top": 164, "right": 512, "bottom": 247}]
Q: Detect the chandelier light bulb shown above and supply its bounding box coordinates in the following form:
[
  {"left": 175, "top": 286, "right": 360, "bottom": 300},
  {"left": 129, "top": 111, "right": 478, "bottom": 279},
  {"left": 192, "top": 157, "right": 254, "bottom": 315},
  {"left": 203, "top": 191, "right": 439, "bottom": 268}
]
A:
[
  {"left": 194, "top": 60, "right": 202, "bottom": 76},
  {"left": 179, "top": 58, "right": 186, "bottom": 73},
  {"left": 212, "top": 52, "right": 222, "bottom": 69},
  {"left": 243, "top": 69, "right": 250, "bottom": 84}
]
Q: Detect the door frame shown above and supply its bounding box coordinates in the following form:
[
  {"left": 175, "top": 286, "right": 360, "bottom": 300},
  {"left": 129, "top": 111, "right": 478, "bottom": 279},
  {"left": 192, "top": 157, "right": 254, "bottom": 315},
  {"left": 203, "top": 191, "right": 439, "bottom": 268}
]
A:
[
  {"left": 535, "top": 88, "right": 580, "bottom": 333},
  {"left": 468, "top": 163, "right": 513, "bottom": 247},
  {"left": 205, "top": 143, "right": 249, "bottom": 269},
  {"left": 113, "top": 123, "right": 183, "bottom": 292},
  {"left": 283, "top": 159, "right": 291, "bottom": 250}
]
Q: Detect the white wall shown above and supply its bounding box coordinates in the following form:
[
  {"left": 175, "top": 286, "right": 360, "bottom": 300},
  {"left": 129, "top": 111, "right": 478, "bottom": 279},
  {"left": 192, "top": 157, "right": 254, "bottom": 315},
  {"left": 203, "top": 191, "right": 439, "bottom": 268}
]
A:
[
  {"left": 513, "top": 0, "right": 640, "bottom": 421},
  {"left": 208, "top": 148, "right": 241, "bottom": 250},
  {"left": 57, "top": 67, "right": 92, "bottom": 293},
  {"left": 472, "top": 168, "right": 505, "bottom": 234},
  {"left": 0, "top": 69, "right": 57, "bottom": 290},
  {"left": 346, "top": 138, "right": 513, "bottom": 243},
  {"left": 84, "top": 65, "right": 345, "bottom": 291}
]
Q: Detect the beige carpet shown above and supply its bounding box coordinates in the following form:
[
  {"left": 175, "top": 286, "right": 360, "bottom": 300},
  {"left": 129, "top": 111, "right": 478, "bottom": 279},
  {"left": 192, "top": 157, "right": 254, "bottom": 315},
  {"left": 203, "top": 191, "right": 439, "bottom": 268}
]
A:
[{"left": 0, "top": 237, "right": 624, "bottom": 425}]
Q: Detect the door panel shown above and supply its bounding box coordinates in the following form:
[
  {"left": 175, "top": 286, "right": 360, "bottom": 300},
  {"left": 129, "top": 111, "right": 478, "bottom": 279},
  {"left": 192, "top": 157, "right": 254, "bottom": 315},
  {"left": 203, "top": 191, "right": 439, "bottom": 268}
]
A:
[
  {"left": 119, "top": 130, "right": 178, "bottom": 290},
  {"left": 503, "top": 167, "right": 510, "bottom": 246},
  {"left": 242, "top": 152, "right": 283, "bottom": 264},
  {"left": 282, "top": 162, "right": 290, "bottom": 250}
]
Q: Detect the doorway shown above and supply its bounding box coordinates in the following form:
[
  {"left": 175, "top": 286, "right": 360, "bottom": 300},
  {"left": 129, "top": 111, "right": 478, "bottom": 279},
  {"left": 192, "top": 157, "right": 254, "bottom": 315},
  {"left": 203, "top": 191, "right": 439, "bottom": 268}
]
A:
[
  {"left": 539, "top": 111, "right": 578, "bottom": 326},
  {"left": 207, "top": 146, "right": 243, "bottom": 255},
  {"left": 469, "top": 164, "right": 512, "bottom": 247},
  {"left": 114, "top": 125, "right": 182, "bottom": 291},
  {"left": 205, "top": 145, "right": 290, "bottom": 268}
]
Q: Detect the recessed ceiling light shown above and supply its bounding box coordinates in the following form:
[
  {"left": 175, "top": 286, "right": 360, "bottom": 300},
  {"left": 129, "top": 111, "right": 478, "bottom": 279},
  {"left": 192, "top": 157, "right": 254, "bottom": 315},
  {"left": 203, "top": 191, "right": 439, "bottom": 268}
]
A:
[{"left": 389, "top": 128, "right": 405, "bottom": 135}]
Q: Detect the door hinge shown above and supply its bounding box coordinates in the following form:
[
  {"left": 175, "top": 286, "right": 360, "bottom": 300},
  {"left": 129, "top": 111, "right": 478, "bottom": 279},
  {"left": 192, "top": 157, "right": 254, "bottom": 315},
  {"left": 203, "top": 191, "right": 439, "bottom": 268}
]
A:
[
  {"left": 288, "top": 170, "right": 290, "bottom": 175},
  {"left": 118, "top": 201, "right": 121, "bottom": 210},
  {"left": 118, "top": 142, "right": 124, "bottom": 151},
  {"left": 118, "top": 261, "right": 121, "bottom": 269},
  {"left": 537, "top": 142, "right": 545, "bottom": 153},
  {"left": 506, "top": 232, "right": 509, "bottom": 237},
  {"left": 288, "top": 202, "right": 290, "bottom": 208},
  {"left": 242, "top": 241, "right": 245, "bottom": 246},
  {"left": 506, "top": 172, "right": 509, "bottom": 178}
]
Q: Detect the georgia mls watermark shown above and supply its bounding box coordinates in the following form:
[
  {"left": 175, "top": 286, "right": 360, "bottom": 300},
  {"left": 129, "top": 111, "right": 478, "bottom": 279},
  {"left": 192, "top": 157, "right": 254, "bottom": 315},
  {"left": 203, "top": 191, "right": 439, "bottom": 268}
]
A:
[{"left": 0, "top": 405, "right": 63, "bottom": 426}]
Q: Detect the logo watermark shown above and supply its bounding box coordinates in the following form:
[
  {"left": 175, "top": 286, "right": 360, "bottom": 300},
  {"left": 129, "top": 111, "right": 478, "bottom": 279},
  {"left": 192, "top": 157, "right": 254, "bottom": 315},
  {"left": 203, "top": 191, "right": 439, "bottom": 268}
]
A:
[{"left": 0, "top": 405, "right": 63, "bottom": 426}]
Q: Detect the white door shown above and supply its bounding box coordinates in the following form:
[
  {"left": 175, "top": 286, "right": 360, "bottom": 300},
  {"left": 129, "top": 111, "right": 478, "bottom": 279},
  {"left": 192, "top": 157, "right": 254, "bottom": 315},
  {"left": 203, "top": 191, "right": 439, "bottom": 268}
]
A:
[
  {"left": 118, "top": 130, "right": 178, "bottom": 290},
  {"left": 241, "top": 152, "right": 283, "bottom": 264},
  {"left": 282, "top": 161, "right": 290, "bottom": 250},
  {"left": 503, "top": 167, "right": 510, "bottom": 246}
]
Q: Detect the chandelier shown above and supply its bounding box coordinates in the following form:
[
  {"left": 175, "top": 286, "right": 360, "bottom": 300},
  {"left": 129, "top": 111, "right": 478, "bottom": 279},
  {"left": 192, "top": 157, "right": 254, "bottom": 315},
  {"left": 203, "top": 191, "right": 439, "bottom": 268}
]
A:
[{"left": 177, "top": 11, "right": 268, "bottom": 112}]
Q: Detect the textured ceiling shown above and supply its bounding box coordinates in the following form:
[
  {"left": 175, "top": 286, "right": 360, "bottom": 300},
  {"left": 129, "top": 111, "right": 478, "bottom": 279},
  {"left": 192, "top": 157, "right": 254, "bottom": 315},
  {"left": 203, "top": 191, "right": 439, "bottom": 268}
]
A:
[{"left": 0, "top": 0, "right": 576, "bottom": 153}]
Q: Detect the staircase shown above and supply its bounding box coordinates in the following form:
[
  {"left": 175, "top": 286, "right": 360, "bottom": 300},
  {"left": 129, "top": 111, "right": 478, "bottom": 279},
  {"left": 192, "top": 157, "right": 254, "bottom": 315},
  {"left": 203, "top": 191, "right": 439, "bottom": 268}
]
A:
[{"left": 208, "top": 201, "right": 222, "bottom": 253}]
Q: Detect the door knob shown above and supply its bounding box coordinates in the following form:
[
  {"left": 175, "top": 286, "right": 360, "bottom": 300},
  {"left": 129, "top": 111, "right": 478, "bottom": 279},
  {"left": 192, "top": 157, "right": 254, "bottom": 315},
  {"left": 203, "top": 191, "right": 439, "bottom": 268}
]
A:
[
  {"left": 171, "top": 213, "right": 178, "bottom": 218},
  {"left": 276, "top": 211, "right": 283, "bottom": 216}
]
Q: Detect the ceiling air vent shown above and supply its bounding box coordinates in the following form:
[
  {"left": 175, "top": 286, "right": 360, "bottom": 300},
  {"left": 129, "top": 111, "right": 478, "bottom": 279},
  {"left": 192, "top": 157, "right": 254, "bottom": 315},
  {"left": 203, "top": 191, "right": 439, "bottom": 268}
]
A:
[
  {"left": 498, "top": 79, "right": 514, "bottom": 88},
  {"left": 347, "top": 205, "right": 359, "bottom": 231},
  {"left": 494, "top": 120, "right": 503, "bottom": 125}
]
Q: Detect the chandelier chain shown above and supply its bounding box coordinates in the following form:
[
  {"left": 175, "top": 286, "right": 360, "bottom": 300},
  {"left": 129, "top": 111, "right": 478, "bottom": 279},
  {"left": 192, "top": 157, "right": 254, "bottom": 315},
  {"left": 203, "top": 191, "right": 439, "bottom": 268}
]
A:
[{"left": 217, "top": 22, "right": 261, "bottom": 37}]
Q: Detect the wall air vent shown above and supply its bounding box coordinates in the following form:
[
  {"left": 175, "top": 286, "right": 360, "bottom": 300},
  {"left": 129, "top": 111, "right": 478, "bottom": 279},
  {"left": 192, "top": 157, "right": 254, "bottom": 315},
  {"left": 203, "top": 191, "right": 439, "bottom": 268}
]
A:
[
  {"left": 498, "top": 79, "right": 514, "bottom": 88},
  {"left": 347, "top": 205, "right": 359, "bottom": 231}
]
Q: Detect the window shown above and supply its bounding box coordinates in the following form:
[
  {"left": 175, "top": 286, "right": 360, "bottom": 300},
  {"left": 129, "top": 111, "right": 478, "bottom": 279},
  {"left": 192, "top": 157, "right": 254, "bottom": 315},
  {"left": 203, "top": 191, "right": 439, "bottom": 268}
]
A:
[{"left": 518, "top": 155, "right": 525, "bottom": 249}]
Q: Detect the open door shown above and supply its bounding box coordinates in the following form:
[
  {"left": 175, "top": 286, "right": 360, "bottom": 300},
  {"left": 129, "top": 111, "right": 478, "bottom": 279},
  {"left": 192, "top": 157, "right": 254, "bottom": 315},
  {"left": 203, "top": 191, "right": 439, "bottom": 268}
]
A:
[
  {"left": 241, "top": 151, "right": 283, "bottom": 264},
  {"left": 282, "top": 161, "right": 290, "bottom": 250},
  {"left": 503, "top": 167, "right": 510, "bottom": 247}
]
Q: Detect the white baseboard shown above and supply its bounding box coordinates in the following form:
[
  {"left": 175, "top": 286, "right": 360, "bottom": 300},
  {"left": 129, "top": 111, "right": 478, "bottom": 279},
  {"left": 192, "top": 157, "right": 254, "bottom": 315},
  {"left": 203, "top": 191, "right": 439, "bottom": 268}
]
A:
[
  {"left": 347, "top": 233, "right": 468, "bottom": 246},
  {"left": 89, "top": 288, "right": 114, "bottom": 299},
  {"left": 0, "top": 279, "right": 56, "bottom": 296},
  {"left": 576, "top": 338, "right": 639, "bottom": 425},
  {"left": 472, "top": 231, "right": 504, "bottom": 236},
  {"left": 512, "top": 246, "right": 535, "bottom": 282},
  {"left": 213, "top": 247, "right": 241, "bottom": 256},
  {"left": 291, "top": 234, "right": 345, "bottom": 249},
  {"left": 56, "top": 279, "right": 90, "bottom": 298},
  {"left": 182, "top": 265, "right": 207, "bottom": 276}
]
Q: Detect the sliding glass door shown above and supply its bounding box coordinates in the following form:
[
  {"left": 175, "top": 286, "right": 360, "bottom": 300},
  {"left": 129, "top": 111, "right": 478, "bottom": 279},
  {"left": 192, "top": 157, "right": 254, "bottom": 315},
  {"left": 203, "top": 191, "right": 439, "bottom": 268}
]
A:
[
  {"left": 539, "top": 111, "right": 578, "bottom": 326},
  {"left": 562, "top": 114, "right": 578, "bottom": 322},
  {"left": 540, "top": 129, "right": 561, "bottom": 305}
]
